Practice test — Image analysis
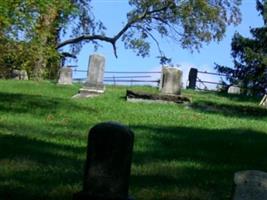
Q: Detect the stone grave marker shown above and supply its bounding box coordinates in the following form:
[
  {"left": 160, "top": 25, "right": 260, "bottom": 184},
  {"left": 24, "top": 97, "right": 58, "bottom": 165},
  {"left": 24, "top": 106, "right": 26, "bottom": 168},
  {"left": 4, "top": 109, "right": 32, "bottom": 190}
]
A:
[
  {"left": 58, "top": 67, "right": 73, "bottom": 85},
  {"left": 73, "top": 54, "right": 105, "bottom": 98},
  {"left": 160, "top": 66, "right": 183, "bottom": 95},
  {"left": 188, "top": 68, "right": 198, "bottom": 89},
  {"left": 228, "top": 85, "right": 241, "bottom": 94},
  {"left": 11, "top": 69, "right": 28, "bottom": 80},
  {"left": 73, "top": 122, "right": 134, "bottom": 200},
  {"left": 232, "top": 170, "right": 267, "bottom": 200}
]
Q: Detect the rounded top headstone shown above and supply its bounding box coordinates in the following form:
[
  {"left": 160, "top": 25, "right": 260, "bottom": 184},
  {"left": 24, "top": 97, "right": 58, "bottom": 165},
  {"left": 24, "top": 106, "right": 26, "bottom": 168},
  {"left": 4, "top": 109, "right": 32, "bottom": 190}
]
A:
[{"left": 81, "top": 121, "right": 134, "bottom": 200}]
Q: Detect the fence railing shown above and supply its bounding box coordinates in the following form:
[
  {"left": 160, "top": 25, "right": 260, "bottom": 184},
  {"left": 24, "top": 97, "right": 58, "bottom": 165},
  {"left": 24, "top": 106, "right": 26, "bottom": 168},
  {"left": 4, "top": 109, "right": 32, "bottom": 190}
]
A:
[{"left": 73, "top": 69, "right": 161, "bottom": 86}]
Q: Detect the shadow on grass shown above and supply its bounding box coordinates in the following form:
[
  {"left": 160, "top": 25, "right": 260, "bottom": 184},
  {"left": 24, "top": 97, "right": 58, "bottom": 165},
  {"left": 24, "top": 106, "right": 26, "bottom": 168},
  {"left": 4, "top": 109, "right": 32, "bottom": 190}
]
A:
[
  {"left": 190, "top": 100, "right": 267, "bottom": 119},
  {"left": 0, "top": 134, "right": 86, "bottom": 200},
  {"left": 131, "top": 125, "right": 267, "bottom": 200},
  {"left": 0, "top": 92, "right": 98, "bottom": 116},
  {"left": 215, "top": 92, "right": 261, "bottom": 103},
  {"left": 2, "top": 123, "right": 267, "bottom": 200}
]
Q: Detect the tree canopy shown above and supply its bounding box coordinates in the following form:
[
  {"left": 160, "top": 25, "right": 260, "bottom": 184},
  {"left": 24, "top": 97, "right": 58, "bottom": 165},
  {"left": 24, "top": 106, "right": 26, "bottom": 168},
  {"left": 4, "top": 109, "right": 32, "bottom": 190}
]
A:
[
  {"left": 215, "top": 0, "right": 267, "bottom": 95},
  {"left": 0, "top": 0, "right": 242, "bottom": 79}
]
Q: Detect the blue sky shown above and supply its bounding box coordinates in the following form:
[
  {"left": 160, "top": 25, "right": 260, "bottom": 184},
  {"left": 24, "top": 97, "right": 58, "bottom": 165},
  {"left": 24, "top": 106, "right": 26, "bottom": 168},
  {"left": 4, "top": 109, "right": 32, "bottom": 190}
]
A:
[{"left": 68, "top": 0, "right": 263, "bottom": 87}]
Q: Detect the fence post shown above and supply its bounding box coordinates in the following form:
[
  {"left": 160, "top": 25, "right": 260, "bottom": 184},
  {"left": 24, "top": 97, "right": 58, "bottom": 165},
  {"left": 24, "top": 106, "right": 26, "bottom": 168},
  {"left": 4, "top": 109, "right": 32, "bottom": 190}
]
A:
[
  {"left": 188, "top": 68, "right": 198, "bottom": 89},
  {"left": 113, "top": 75, "right": 116, "bottom": 86}
]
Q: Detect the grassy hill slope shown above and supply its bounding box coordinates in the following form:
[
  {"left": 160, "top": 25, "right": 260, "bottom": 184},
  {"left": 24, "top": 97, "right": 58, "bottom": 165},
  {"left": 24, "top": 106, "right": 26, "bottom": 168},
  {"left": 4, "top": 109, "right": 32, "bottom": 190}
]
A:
[{"left": 0, "top": 80, "right": 267, "bottom": 200}]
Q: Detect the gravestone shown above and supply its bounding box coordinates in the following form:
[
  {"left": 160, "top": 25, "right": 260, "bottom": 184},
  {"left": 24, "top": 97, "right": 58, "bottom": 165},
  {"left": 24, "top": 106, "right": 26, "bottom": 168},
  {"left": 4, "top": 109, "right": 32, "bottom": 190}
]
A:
[
  {"left": 260, "top": 95, "right": 267, "bottom": 107},
  {"left": 232, "top": 170, "right": 267, "bottom": 200},
  {"left": 228, "top": 85, "right": 241, "bottom": 94},
  {"left": 11, "top": 69, "right": 28, "bottom": 80},
  {"left": 188, "top": 68, "right": 198, "bottom": 89},
  {"left": 160, "top": 66, "right": 183, "bottom": 95},
  {"left": 73, "top": 122, "right": 134, "bottom": 200},
  {"left": 58, "top": 67, "right": 72, "bottom": 85},
  {"left": 73, "top": 54, "right": 105, "bottom": 98}
]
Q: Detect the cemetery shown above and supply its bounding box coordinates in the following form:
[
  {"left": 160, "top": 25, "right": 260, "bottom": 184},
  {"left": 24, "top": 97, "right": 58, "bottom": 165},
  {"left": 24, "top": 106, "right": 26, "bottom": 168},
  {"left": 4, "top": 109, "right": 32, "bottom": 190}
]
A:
[
  {"left": 1, "top": 60, "right": 267, "bottom": 199},
  {"left": 1, "top": 1, "right": 267, "bottom": 200}
]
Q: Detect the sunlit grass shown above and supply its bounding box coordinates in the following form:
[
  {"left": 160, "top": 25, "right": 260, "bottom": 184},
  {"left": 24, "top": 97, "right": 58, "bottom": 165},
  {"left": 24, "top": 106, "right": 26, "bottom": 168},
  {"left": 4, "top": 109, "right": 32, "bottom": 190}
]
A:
[{"left": 0, "top": 80, "right": 267, "bottom": 200}]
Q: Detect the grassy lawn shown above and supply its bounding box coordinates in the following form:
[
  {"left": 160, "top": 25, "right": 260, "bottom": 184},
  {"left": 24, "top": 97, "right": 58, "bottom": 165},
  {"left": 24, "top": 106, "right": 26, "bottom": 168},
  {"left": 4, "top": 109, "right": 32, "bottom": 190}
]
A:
[{"left": 1, "top": 80, "right": 267, "bottom": 200}]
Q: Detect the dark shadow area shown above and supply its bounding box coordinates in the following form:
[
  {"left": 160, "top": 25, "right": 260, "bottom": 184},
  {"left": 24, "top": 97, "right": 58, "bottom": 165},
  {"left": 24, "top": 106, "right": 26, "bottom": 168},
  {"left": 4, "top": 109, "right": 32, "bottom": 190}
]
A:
[
  {"left": 190, "top": 100, "right": 267, "bottom": 119},
  {"left": 0, "top": 134, "right": 86, "bottom": 200},
  {"left": 1, "top": 123, "right": 267, "bottom": 199},
  {"left": 0, "top": 92, "right": 98, "bottom": 116},
  {"left": 131, "top": 125, "right": 267, "bottom": 200},
  {"left": 215, "top": 92, "right": 261, "bottom": 103}
]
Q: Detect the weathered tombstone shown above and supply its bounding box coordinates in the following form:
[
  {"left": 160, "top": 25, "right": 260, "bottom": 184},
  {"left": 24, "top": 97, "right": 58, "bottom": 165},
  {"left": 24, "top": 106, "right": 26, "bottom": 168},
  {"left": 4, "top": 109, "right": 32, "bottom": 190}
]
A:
[
  {"left": 160, "top": 66, "right": 183, "bottom": 95},
  {"left": 58, "top": 67, "right": 73, "bottom": 85},
  {"left": 188, "top": 68, "right": 198, "bottom": 89},
  {"left": 73, "top": 54, "right": 106, "bottom": 98},
  {"left": 259, "top": 94, "right": 267, "bottom": 107},
  {"left": 232, "top": 170, "right": 267, "bottom": 200},
  {"left": 11, "top": 69, "right": 28, "bottom": 80},
  {"left": 228, "top": 85, "right": 241, "bottom": 94},
  {"left": 73, "top": 122, "right": 134, "bottom": 200}
]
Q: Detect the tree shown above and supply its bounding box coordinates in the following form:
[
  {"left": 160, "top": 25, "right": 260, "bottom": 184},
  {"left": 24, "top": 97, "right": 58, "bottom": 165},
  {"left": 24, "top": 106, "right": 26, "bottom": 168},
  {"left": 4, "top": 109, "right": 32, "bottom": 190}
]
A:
[
  {"left": 215, "top": 0, "right": 267, "bottom": 95},
  {"left": 1, "top": 0, "right": 242, "bottom": 79}
]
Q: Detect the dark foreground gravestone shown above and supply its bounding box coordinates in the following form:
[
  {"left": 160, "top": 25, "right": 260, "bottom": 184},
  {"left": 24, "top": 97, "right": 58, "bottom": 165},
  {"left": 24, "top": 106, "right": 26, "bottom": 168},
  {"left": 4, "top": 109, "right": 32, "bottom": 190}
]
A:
[
  {"left": 73, "top": 122, "right": 134, "bottom": 200},
  {"left": 232, "top": 170, "right": 267, "bottom": 200}
]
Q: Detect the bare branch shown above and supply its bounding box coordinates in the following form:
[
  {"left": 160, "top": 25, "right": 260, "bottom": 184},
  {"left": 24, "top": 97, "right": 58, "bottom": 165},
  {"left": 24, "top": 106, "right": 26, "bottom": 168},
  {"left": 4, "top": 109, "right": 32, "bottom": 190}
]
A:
[
  {"left": 138, "top": 25, "right": 164, "bottom": 57},
  {"left": 56, "top": 35, "right": 114, "bottom": 49},
  {"left": 56, "top": 3, "right": 172, "bottom": 57}
]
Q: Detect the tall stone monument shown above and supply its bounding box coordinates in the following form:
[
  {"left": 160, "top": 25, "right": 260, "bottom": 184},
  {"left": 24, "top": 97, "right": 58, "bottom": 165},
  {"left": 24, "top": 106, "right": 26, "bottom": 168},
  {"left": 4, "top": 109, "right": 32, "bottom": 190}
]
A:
[
  {"left": 160, "top": 66, "right": 183, "bottom": 95},
  {"left": 73, "top": 122, "right": 134, "bottom": 200},
  {"left": 58, "top": 67, "right": 73, "bottom": 85},
  {"left": 73, "top": 54, "right": 105, "bottom": 98}
]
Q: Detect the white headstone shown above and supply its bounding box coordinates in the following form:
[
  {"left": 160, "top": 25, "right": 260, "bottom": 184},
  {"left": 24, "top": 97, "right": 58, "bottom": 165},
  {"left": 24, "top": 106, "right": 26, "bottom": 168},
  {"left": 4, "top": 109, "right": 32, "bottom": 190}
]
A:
[
  {"left": 228, "top": 85, "right": 241, "bottom": 94},
  {"left": 160, "top": 66, "right": 183, "bottom": 95},
  {"left": 73, "top": 54, "right": 106, "bottom": 98},
  {"left": 84, "top": 54, "right": 105, "bottom": 91},
  {"left": 12, "top": 69, "right": 28, "bottom": 80},
  {"left": 58, "top": 67, "right": 72, "bottom": 85}
]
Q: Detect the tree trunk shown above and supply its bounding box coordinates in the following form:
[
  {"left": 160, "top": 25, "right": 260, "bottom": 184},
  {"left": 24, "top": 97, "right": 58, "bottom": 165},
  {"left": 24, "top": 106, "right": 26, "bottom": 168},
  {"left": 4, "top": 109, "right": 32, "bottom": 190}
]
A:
[{"left": 32, "top": 6, "right": 60, "bottom": 80}]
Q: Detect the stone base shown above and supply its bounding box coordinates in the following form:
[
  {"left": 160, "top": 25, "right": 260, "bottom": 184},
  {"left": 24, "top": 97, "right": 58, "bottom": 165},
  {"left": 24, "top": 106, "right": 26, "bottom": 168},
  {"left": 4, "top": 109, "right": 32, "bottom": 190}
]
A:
[
  {"left": 84, "top": 82, "right": 105, "bottom": 91},
  {"left": 58, "top": 82, "right": 72, "bottom": 85},
  {"left": 72, "top": 87, "right": 104, "bottom": 98},
  {"left": 73, "top": 191, "right": 133, "bottom": 200},
  {"left": 126, "top": 90, "right": 191, "bottom": 104}
]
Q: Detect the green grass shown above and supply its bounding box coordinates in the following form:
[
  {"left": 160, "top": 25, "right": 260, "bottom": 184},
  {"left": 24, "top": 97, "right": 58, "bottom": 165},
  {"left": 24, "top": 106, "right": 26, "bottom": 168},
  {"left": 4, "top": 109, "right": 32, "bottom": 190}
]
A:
[{"left": 1, "top": 80, "right": 267, "bottom": 200}]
